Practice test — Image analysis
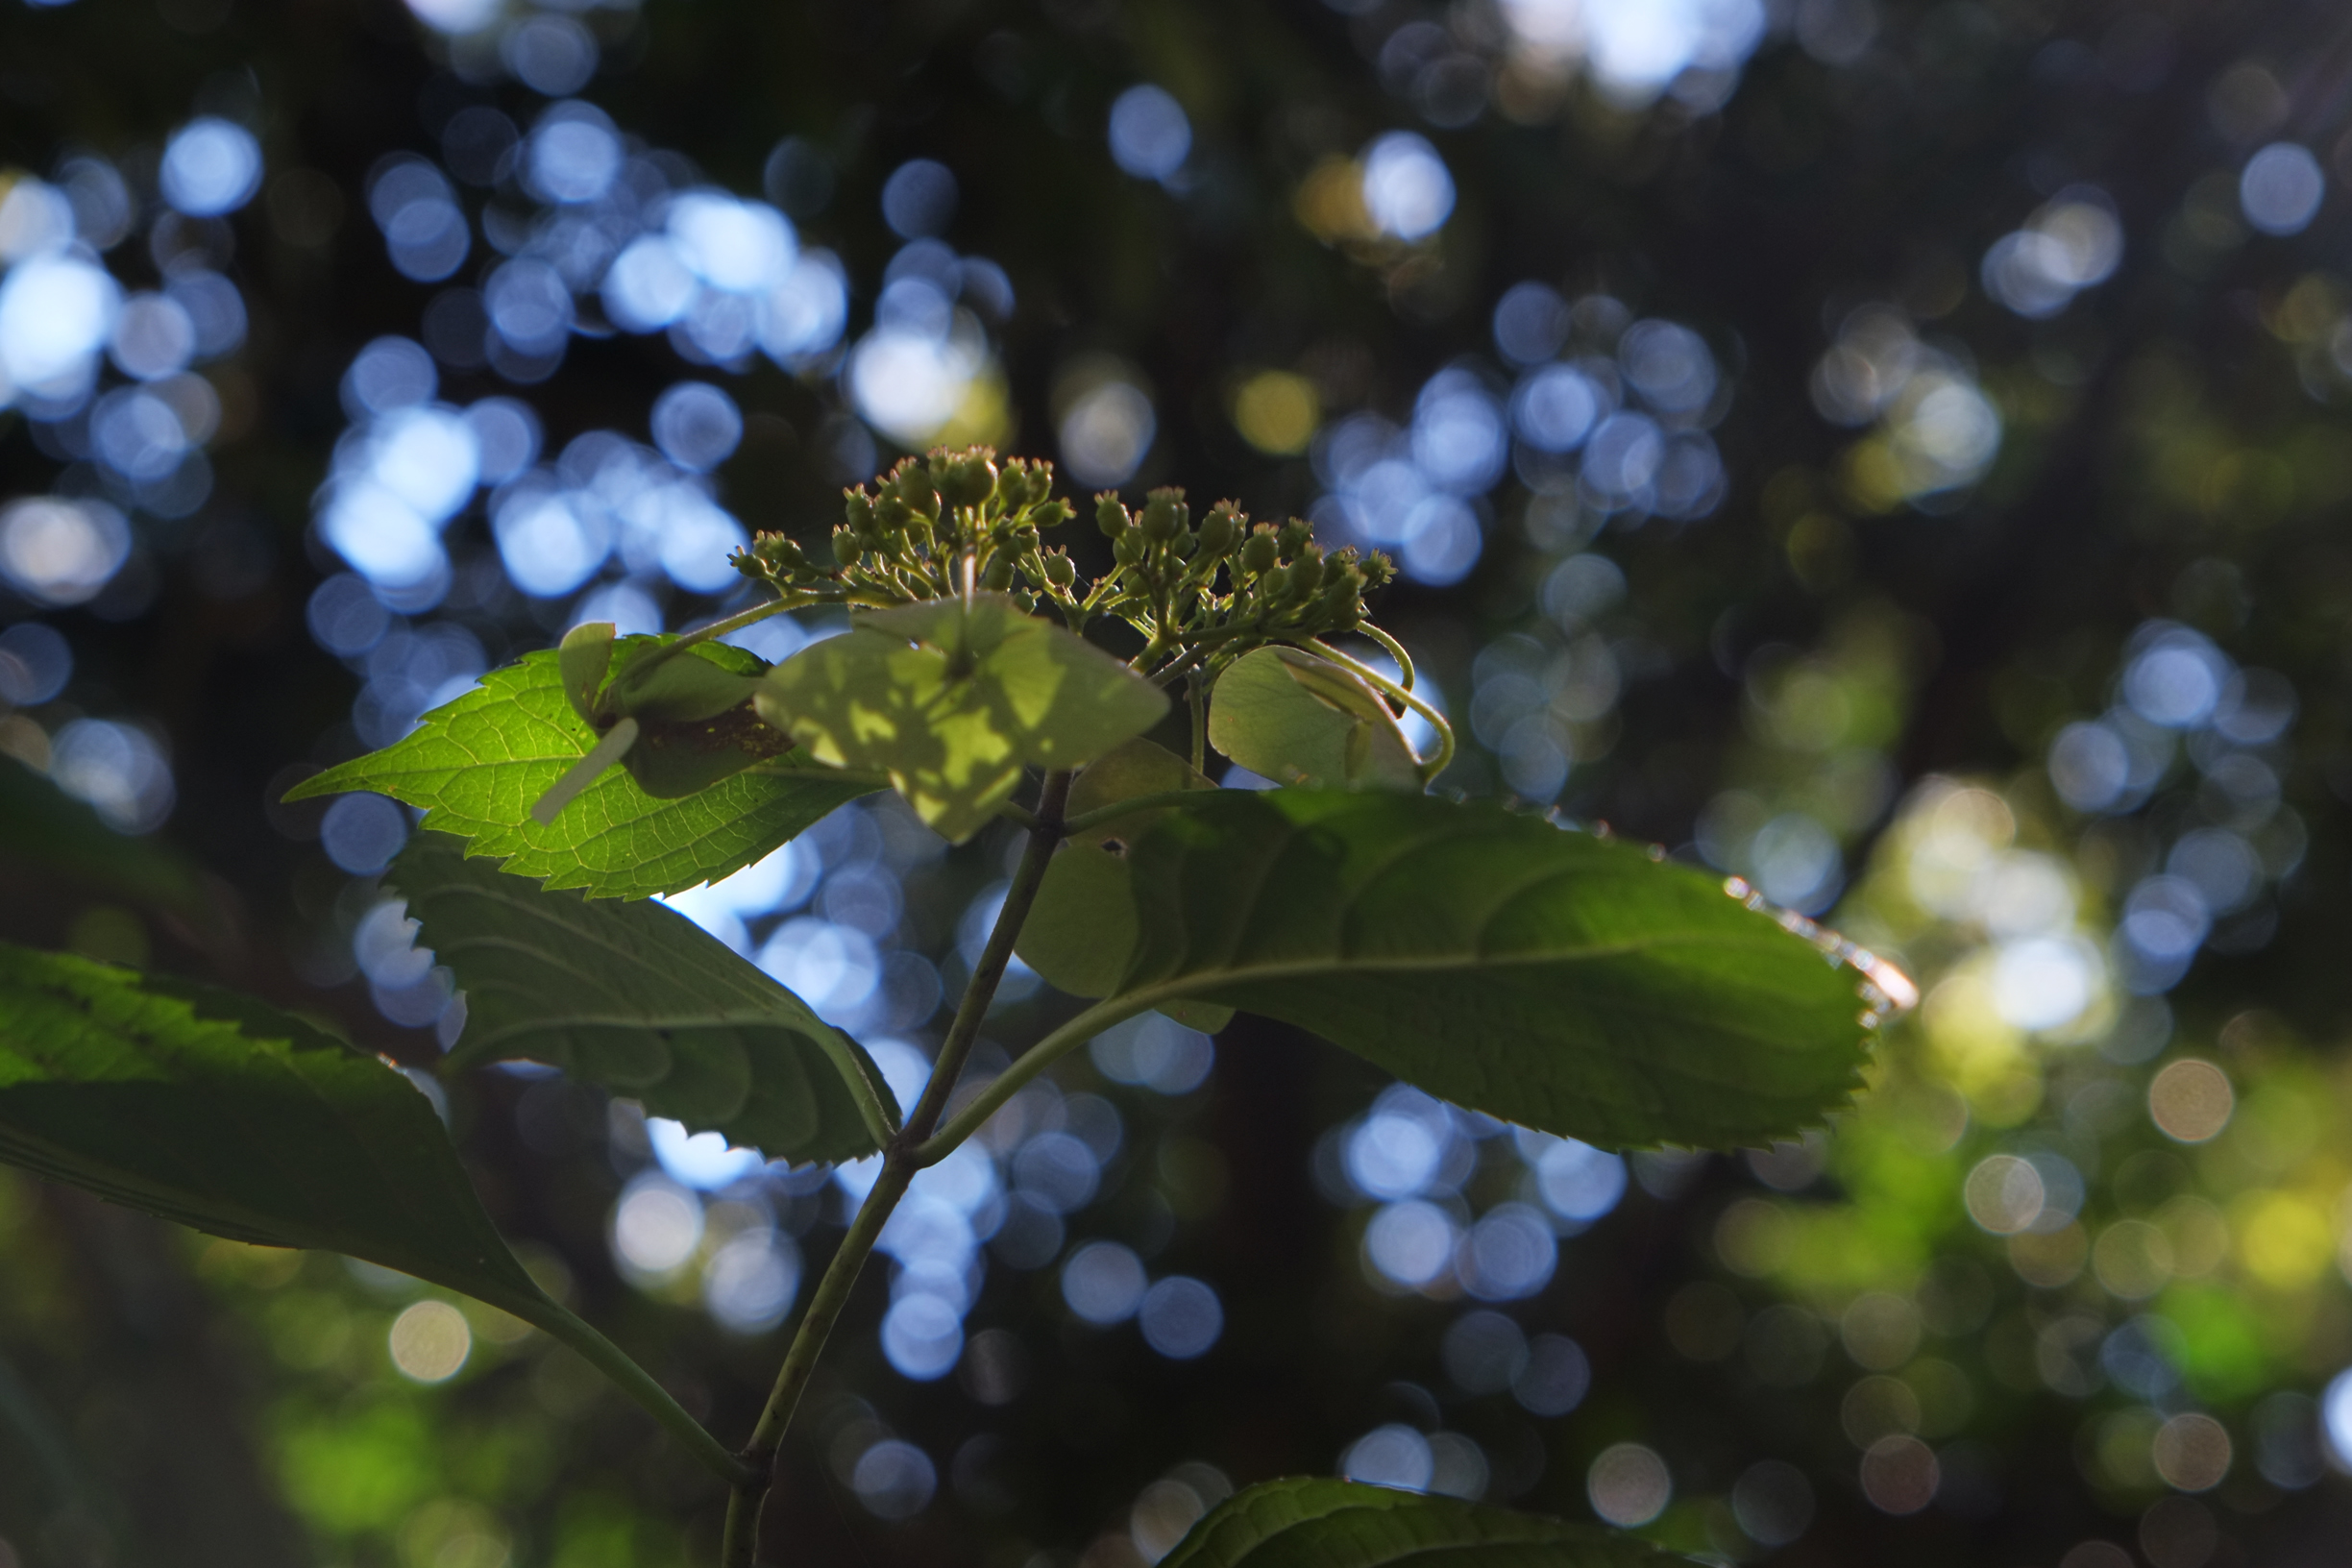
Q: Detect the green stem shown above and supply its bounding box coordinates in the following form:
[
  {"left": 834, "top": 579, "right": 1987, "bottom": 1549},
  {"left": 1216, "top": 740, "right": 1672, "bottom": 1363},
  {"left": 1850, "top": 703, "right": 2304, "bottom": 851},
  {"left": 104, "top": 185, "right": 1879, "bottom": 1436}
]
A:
[
  {"left": 897, "top": 770, "right": 1071, "bottom": 1145},
  {"left": 1059, "top": 786, "right": 1221, "bottom": 840},
  {"left": 721, "top": 771, "right": 1073, "bottom": 1566},
  {"left": 718, "top": 1161, "right": 910, "bottom": 1567},
  {"left": 1187, "top": 670, "right": 1208, "bottom": 774},
  {"left": 915, "top": 992, "right": 1153, "bottom": 1165},
  {"left": 1359, "top": 625, "right": 1417, "bottom": 692}
]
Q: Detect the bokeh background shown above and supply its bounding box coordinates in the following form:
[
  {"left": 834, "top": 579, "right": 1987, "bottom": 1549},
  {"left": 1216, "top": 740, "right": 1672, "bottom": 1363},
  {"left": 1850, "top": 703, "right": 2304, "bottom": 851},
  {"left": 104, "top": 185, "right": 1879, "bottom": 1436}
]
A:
[{"left": 4, "top": 0, "right": 2352, "bottom": 1564}]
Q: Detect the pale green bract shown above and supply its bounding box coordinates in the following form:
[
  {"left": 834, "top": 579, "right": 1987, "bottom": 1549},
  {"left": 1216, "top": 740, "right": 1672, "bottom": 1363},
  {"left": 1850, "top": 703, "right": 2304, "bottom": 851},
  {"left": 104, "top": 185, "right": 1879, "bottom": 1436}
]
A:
[
  {"left": 1017, "top": 790, "right": 1878, "bottom": 1149},
  {"left": 1207, "top": 646, "right": 1419, "bottom": 790},
  {"left": 1160, "top": 1478, "right": 1694, "bottom": 1568},
  {"left": 285, "top": 649, "right": 876, "bottom": 898},
  {"left": 389, "top": 833, "right": 900, "bottom": 1163},
  {"left": 757, "top": 593, "right": 1167, "bottom": 843}
]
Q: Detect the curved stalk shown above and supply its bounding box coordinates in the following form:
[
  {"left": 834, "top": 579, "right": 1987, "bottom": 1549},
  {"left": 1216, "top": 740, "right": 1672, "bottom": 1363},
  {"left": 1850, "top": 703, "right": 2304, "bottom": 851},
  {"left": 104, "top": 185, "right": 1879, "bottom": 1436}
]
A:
[
  {"left": 721, "top": 771, "right": 1073, "bottom": 1566},
  {"left": 1287, "top": 637, "right": 1456, "bottom": 783},
  {"left": 1358, "top": 625, "right": 1417, "bottom": 692}
]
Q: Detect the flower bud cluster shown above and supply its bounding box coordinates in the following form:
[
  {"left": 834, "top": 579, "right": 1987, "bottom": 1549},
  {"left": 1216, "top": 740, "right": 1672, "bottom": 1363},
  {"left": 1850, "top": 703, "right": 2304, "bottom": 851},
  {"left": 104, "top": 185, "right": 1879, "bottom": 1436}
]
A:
[
  {"left": 734, "top": 447, "right": 1071, "bottom": 608},
  {"left": 729, "top": 444, "right": 1395, "bottom": 675},
  {"left": 1089, "top": 486, "right": 1392, "bottom": 656}
]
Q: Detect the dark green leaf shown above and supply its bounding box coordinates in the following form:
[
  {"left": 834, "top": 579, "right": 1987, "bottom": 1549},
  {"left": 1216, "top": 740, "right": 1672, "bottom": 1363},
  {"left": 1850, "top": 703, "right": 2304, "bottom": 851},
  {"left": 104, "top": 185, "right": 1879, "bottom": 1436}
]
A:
[
  {"left": 388, "top": 832, "right": 898, "bottom": 1162},
  {"left": 1063, "top": 736, "right": 1214, "bottom": 848},
  {"left": 0, "top": 944, "right": 753, "bottom": 1482},
  {"left": 1161, "top": 1479, "right": 1693, "bottom": 1568},
  {"left": 0, "top": 943, "right": 552, "bottom": 1310},
  {"left": 1208, "top": 647, "right": 1418, "bottom": 790},
  {"left": 1017, "top": 791, "right": 1887, "bottom": 1150},
  {"left": 285, "top": 649, "right": 876, "bottom": 898}
]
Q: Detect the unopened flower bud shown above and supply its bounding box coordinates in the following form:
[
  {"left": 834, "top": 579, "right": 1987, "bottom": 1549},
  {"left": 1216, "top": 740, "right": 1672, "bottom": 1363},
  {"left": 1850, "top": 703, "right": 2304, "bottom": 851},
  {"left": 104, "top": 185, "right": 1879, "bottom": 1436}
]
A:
[
  {"left": 1140, "top": 488, "right": 1187, "bottom": 541},
  {"left": 894, "top": 464, "right": 940, "bottom": 521},
  {"left": 1095, "top": 494, "right": 1130, "bottom": 539},
  {"left": 832, "top": 527, "right": 864, "bottom": 567},
  {"left": 936, "top": 450, "right": 998, "bottom": 510},
  {"left": 1042, "top": 552, "right": 1077, "bottom": 588},
  {"left": 1196, "top": 502, "right": 1239, "bottom": 557},
  {"left": 1239, "top": 528, "right": 1279, "bottom": 576}
]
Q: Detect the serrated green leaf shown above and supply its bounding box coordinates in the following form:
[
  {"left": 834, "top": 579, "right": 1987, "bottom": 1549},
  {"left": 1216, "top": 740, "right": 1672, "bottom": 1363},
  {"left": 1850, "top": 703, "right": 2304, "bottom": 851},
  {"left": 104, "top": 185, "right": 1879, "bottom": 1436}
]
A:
[
  {"left": 0, "top": 943, "right": 541, "bottom": 1286},
  {"left": 388, "top": 832, "right": 898, "bottom": 1162},
  {"left": 286, "top": 649, "right": 877, "bottom": 898},
  {"left": 1161, "top": 1478, "right": 1694, "bottom": 1568},
  {"left": 1016, "top": 791, "right": 1877, "bottom": 1150},
  {"left": 0, "top": 943, "right": 751, "bottom": 1482},
  {"left": 758, "top": 593, "right": 1166, "bottom": 843},
  {"left": 1208, "top": 647, "right": 1419, "bottom": 790}
]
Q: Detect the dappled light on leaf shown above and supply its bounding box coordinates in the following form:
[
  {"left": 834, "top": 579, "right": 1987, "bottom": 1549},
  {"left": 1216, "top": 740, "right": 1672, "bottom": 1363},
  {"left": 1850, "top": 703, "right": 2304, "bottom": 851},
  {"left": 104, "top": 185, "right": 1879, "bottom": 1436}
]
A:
[
  {"left": 287, "top": 648, "right": 874, "bottom": 897},
  {"left": 758, "top": 593, "right": 1165, "bottom": 842}
]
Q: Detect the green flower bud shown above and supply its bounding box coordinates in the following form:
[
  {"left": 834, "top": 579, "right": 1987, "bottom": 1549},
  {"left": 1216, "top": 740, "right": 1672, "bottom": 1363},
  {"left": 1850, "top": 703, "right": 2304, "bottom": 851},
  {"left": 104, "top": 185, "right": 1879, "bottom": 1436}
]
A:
[
  {"left": 935, "top": 450, "right": 998, "bottom": 510},
  {"left": 1042, "top": 552, "right": 1077, "bottom": 588},
  {"left": 1239, "top": 528, "right": 1279, "bottom": 576},
  {"left": 1196, "top": 502, "right": 1239, "bottom": 557},
  {"left": 999, "top": 461, "right": 1041, "bottom": 511},
  {"left": 843, "top": 490, "right": 875, "bottom": 534},
  {"left": 873, "top": 493, "right": 914, "bottom": 534},
  {"left": 980, "top": 552, "right": 1016, "bottom": 590},
  {"left": 832, "top": 527, "right": 864, "bottom": 568},
  {"left": 1114, "top": 530, "right": 1146, "bottom": 566},
  {"left": 753, "top": 533, "right": 809, "bottom": 573},
  {"left": 1360, "top": 551, "right": 1396, "bottom": 589},
  {"left": 1287, "top": 545, "right": 1325, "bottom": 597},
  {"left": 1140, "top": 488, "right": 1187, "bottom": 541},
  {"left": 894, "top": 464, "right": 940, "bottom": 521},
  {"left": 1278, "top": 518, "right": 1312, "bottom": 557},
  {"left": 1095, "top": 494, "right": 1130, "bottom": 539},
  {"left": 1031, "top": 498, "right": 1071, "bottom": 529}
]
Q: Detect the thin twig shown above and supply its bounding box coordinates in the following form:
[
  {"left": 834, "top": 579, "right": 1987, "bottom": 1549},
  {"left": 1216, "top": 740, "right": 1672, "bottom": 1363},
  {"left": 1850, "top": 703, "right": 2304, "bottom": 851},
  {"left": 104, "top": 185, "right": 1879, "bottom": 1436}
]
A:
[{"left": 720, "top": 771, "right": 1074, "bottom": 1567}]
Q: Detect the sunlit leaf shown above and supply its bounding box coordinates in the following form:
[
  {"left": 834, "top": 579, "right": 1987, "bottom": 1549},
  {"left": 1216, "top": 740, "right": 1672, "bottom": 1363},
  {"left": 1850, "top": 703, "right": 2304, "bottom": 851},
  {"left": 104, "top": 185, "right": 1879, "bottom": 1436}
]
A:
[
  {"left": 758, "top": 593, "right": 1166, "bottom": 843},
  {"left": 0, "top": 944, "right": 751, "bottom": 1482},
  {"left": 389, "top": 832, "right": 898, "bottom": 1162},
  {"left": 285, "top": 649, "right": 876, "bottom": 898},
  {"left": 1017, "top": 791, "right": 1880, "bottom": 1149},
  {"left": 1208, "top": 646, "right": 1418, "bottom": 790},
  {"left": 1161, "top": 1478, "right": 1693, "bottom": 1568}
]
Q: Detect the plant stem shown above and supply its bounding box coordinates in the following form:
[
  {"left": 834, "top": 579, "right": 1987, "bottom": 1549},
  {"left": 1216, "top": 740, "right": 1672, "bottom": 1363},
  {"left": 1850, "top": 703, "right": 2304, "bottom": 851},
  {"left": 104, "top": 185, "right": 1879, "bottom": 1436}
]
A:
[
  {"left": 721, "top": 770, "right": 1073, "bottom": 1566},
  {"left": 1286, "top": 636, "right": 1456, "bottom": 782},
  {"left": 1187, "top": 670, "right": 1208, "bottom": 774},
  {"left": 896, "top": 769, "right": 1071, "bottom": 1146},
  {"left": 1059, "top": 786, "right": 1219, "bottom": 841},
  {"left": 915, "top": 993, "right": 1150, "bottom": 1165}
]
